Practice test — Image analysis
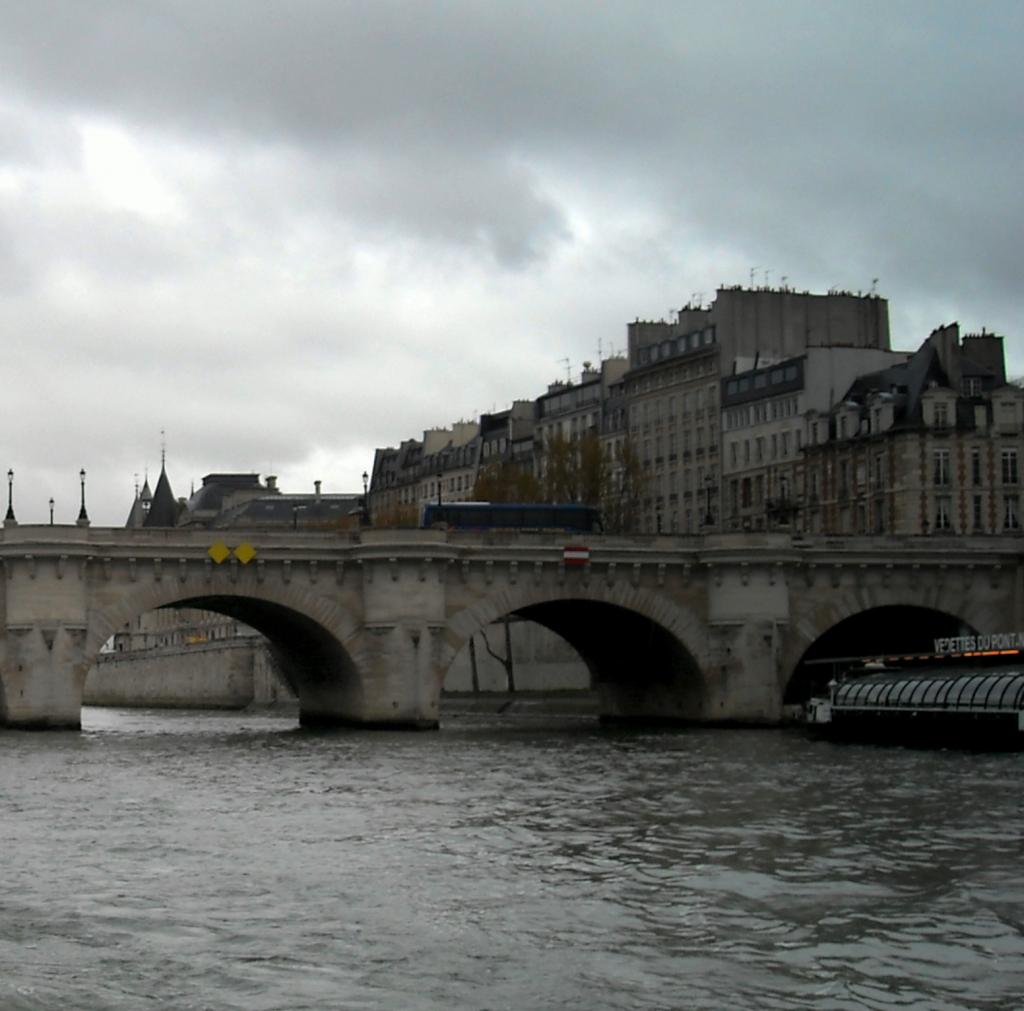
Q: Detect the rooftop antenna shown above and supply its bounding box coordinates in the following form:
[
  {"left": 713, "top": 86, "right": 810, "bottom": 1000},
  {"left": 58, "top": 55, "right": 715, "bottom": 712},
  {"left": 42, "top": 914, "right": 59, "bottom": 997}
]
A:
[
  {"left": 781, "top": 275, "right": 788, "bottom": 289},
  {"left": 597, "top": 337, "right": 604, "bottom": 361},
  {"left": 559, "top": 357, "right": 571, "bottom": 383},
  {"left": 764, "top": 269, "right": 771, "bottom": 288},
  {"left": 870, "top": 278, "right": 879, "bottom": 295},
  {"left": 160, "top": 428, "right": 166, "bottom": 469},
  {"left": 749, "top": 267, "right": 758, "bottom": 288}
]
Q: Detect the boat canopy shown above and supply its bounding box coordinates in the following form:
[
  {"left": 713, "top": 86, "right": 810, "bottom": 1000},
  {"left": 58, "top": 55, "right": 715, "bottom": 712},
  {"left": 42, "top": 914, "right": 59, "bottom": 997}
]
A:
[{"left": 834, "top": 668, "right": 1024, "bottom": 715}]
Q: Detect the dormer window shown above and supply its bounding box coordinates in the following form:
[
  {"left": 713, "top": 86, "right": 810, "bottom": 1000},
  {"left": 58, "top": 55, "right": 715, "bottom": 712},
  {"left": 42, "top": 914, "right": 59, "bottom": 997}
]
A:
[
  {"left": 934, "top": 402, "right": 950, "bottom": 428},
  {"left": 962, "top": 377, "right": 983, "bottom": 397}
]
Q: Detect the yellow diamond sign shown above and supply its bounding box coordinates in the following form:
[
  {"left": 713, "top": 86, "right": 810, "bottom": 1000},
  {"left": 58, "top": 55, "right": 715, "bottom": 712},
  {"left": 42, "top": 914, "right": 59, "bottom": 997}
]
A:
[
  {"left": 208, "top": 541, "right": 231, "bottom": 564},
  {"left": 233, "top": 542, "right": 256, "bottom": 565}
]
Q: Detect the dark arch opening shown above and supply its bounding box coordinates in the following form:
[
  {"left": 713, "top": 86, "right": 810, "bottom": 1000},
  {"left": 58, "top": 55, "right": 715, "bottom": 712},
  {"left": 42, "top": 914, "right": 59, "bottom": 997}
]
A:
[
  {"left": 785, "top": 605, "right": 976, "bottom": 705},
  {"left": 90, "top": 594, "right": 360, "bottom": 726},
  {"left": 448, "top": 598, "right": 704, "bottom": 724}
]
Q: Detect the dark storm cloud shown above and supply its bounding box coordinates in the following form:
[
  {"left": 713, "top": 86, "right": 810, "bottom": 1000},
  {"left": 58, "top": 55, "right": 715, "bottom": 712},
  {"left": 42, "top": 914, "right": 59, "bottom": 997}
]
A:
[{"left": 2, "top": 2, "right": 1020, "bottom": 285}]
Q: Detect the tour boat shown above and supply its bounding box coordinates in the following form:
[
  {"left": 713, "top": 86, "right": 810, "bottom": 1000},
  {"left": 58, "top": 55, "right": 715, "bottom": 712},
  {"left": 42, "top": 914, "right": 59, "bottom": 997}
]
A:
[{"left": 805, "top": 650, "right": 1024, "bottom": 749}]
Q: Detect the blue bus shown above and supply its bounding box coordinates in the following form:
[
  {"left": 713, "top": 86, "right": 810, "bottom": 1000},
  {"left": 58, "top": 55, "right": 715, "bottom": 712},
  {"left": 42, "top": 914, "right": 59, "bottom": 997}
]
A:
[{"left": 421, "top": 502, "right": 602, "bottom": 533}]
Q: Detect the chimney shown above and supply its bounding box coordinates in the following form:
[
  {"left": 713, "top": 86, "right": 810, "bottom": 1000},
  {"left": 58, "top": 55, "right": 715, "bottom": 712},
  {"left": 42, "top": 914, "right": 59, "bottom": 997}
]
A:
[
  {"left": 314, "top": 480, "right": 322, "bottom": 502},
  {"left": 266, "top": 475, "right": 278, "bottom": 491}
]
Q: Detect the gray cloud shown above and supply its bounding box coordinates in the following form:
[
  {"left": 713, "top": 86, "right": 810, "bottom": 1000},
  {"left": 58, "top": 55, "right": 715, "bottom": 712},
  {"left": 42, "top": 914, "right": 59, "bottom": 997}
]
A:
[{"left": 0, "top": 1, "right": 1020, "bottom": 521}]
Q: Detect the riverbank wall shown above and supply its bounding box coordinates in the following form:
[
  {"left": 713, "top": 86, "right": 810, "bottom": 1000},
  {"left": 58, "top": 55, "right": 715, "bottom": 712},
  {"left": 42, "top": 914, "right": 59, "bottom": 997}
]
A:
[{"left": 86, "top": 639, "right": 294, "bottom": 709}]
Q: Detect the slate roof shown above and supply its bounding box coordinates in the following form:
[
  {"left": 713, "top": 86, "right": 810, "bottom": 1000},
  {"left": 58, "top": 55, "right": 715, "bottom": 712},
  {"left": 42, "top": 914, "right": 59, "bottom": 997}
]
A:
[
  {"left": 187, "top": 473, "right": 263, "bottom": 514},
  {"left": 210, "top": 494, "right": 363, "bottom": 528},
  {"left": 143, "top": 466, "right": 180, "bottom": 527}
]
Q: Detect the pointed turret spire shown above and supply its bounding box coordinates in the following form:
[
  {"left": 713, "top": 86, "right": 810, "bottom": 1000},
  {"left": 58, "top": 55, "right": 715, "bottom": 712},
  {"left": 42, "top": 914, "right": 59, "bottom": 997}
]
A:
[{"left": 144, "top": 458, "right": 179, "bottom": 527}]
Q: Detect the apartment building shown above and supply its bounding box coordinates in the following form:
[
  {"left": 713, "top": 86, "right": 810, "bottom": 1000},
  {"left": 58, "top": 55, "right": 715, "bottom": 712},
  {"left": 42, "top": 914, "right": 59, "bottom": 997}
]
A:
[
  {"left": 368, "top": 421, "right": 481, "bottom": 524},
  {"left": 624, "top": 315, "right": 720, "bottom": 533},
  {"left": 721, "top": 346, "right": 907, "bottom": 531},
  {"left": 624, "top": 286, "right": 892, "bottom": 533},
  {"left": 802, "top": 324, "right": 1024, "bottom": 535}
]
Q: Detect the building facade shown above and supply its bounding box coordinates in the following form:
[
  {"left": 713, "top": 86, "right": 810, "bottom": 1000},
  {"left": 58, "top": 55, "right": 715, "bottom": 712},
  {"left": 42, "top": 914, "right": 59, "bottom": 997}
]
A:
[
  {"left": 721, "top": 346, "right": 907, "bottom": 531},
  {"left": 801, "top": 324, "right": 1023, "bottom": 536},
  {"left": 622, "top": 286, "right": 892, "bottom": 533}
]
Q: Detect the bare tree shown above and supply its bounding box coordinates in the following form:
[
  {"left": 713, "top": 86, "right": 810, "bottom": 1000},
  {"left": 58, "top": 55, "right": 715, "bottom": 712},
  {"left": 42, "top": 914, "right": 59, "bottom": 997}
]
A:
[{"left": 478, "top": 615, "right": 516, "bottom": 692}]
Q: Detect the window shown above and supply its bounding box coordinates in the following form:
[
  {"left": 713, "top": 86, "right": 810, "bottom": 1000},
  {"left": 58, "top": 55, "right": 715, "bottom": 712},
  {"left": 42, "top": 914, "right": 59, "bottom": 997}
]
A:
[
  {"left": 973, "top": 494, "right": 984, "bottom": 532},
  {"left": 874, "top": 453, "right": 885, "bottom": 488},
  {"left": 933, "top": 402, "right": 950, "bottom": 428},
  {"left": 935, "top": 496, "right": 952, "bottom": 531},
  {"left": 1002, "top": 448, "right": 1019, "bottom": 485},
  {"left": 933, "top": 448, "right": 951, "bottom": 486},
  {"left": 971, "top": 447, "right": 982, "bottom": 486},
  {"left": 1004, "top": 495, "right": 1020, "bottom": 531},
  {"left": 962, "top": 377, "right": 982, "bottom": 397}
]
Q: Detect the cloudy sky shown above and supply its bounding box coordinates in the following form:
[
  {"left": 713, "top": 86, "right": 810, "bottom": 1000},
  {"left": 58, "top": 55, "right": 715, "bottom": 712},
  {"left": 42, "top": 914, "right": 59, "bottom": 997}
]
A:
[{"left": 1, "top": 1, "right": 1020, "bottom": 524}]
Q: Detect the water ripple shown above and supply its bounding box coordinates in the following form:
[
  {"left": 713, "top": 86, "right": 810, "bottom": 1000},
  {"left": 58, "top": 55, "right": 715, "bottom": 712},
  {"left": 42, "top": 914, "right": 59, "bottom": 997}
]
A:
[{"left": 0, "top": 711, "right": 1021, "bottom": 1009}]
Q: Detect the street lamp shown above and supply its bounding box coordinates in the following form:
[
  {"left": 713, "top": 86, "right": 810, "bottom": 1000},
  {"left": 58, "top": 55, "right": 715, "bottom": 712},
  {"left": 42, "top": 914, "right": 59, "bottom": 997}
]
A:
[
  {"left": 5, "top": 469, "right": 14, "bottom": 523},
  {"left": 49, "top": 498, "right": 54, "bottom": 525},
  {"left": 77, "top": 468, "right": 89, "bottom": 526}
]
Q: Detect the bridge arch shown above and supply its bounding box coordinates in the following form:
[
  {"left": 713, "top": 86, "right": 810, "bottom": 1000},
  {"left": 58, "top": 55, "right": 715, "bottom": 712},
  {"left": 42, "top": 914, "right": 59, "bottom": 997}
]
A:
[
  {"left": 86, "top": 579, "right": 366, "bottom": 727},
  {"left": 444, "top": 584, "right": 708, "bottom": 722},
  {"left": 781, "top": 595, "right": 981, "bottom": 706}
]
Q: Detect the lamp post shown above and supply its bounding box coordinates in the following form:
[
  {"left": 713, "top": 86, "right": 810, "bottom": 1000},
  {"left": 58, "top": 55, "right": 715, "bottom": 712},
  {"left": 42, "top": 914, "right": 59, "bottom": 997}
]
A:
[
  {"left": 49, "top": 498, "right": 54, "bottom": 525},
  {"left": 5, "top": 469, "right": 14, "bottom": 524},
  {"left": 77, "top": 468, "right": 89, "bottom": 526}
]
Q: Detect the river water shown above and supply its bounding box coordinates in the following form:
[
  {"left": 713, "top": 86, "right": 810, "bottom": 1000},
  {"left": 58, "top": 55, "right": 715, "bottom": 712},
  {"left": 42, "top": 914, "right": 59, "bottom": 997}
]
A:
[{"left": 1, "top": 706, "right": 1021, "bottom": 1010}]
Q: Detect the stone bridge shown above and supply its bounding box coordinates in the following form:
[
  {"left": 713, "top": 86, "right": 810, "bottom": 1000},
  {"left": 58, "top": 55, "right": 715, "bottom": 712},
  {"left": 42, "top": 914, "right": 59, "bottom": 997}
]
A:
[{"left": 1, "top": 524, "right": 1020, "bottom": 729}]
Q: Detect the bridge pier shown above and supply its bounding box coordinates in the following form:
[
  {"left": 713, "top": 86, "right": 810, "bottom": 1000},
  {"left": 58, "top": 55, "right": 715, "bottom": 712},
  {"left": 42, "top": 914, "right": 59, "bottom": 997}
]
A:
[
  {"left": 1, "top": 623, "right": 88, "bottom": 729},
  {"left": 283, "top": 623, "right": 443, "bottom": 730}
]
